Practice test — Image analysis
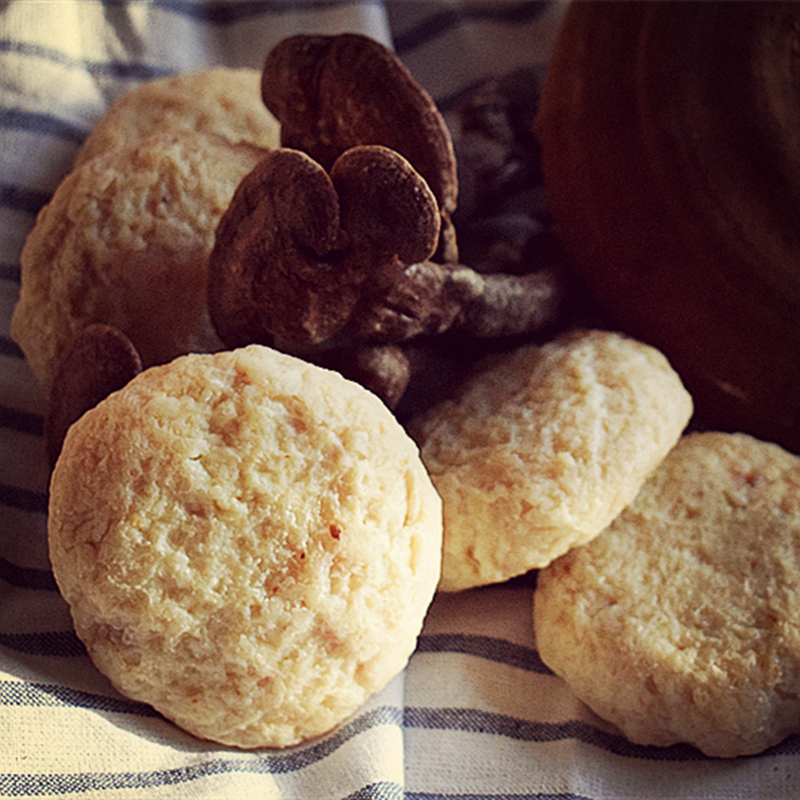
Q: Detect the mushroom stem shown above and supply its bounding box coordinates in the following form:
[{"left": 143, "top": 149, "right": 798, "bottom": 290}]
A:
[
  {"left": 448, "top": 265, "right": 569, "bottom": 338},
  {"left": 350, "top": 260, "right": 571, "bottom": 343}
]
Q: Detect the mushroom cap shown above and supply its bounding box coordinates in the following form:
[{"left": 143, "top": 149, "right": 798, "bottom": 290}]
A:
[
  {"left": 262, "top": 33, "right": 458, "bottom": 261},
  {"left": 45, "top": 324, "right": 142, "bottom": 469},
  {"left": 208, "top": 145, "right": 440, "bottom": 353}
]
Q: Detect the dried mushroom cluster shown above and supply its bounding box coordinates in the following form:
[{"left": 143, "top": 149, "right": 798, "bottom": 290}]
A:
[
  {"left": 46, "top": 33, "right": 576, "bottom": 462},
  {"left": 208, "top": 33, "right": 574, "bottom": 413},
  {"left": 208, "top": 144, "right": 442, "bottom": 353}
]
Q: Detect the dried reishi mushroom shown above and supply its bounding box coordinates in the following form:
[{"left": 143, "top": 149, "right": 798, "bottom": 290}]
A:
[
  {"left": 204, "top": 36, "right": 577, "bottom": 410},
  {"left": 350, "top": 260, "right": 463, "bottom": 342},
  {"left": 45, "top": 323, "right": 142, "bottom": 469},
  {"left": 207, "top": 144, "right": 440, "bottom": 353},
  {"left": 336, "top": 260, "right": 572, "bottom": 409},
  {"left": 446, "top": 68, "right": 553, "bottom": 276},
  {"left": 448, "top": 68, "right": 546, "bottom": 226},
  {"left": 262, "top": 33, "right": 459, "bottom": 262},
  {"left": 207, "top": 147, "right": 341, "bottom": 350},
  {"left": 332, "top": 145, "right": 442, "bottom": 282}
]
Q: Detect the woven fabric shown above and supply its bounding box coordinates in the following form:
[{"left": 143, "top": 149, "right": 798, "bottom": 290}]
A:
[{"left": 2, "top": 2, "right": 798, "bottom": 797}]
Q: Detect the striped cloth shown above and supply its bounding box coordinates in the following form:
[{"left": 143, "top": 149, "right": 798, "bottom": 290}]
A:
[{"left": 1, "top": 2, "right": 798, "bottom": 798}]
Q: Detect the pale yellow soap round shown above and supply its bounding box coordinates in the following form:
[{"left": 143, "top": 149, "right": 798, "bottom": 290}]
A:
[
  {"left": 74, "top": 68, "right": 280, "bottom": 165},
  {"left": 11, "top": 130, "right": 266, "bottom": 392},
  {"left": 48, "top": 345, "right": 442, "bottom": 749},
  {"left": 534, "top": 432, "right": 800, "bottom": 758},
  {"left": 410, "top": 329, "right": 693, "bottom": 591}
]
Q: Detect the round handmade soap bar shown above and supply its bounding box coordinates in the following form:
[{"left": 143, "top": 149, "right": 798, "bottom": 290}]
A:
[
  {"left": 11, "top": 129, "right": 267, "bottom": 393},
  {"left": 534, "top": 431, "right": 800, "bottom": 758},
  {"left": 411, "top": 329, "right": 692, "bottom": 592},
  {"left": 48, "top": 345, "right": 443, "bottom": 749}
]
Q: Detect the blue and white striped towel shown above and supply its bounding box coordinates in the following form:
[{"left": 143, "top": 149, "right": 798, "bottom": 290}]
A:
[{"left": 2, "top": 2, "right": 799, "bottom": 798}]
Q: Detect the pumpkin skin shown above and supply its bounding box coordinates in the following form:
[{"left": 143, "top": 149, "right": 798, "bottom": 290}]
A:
[{"left": 535, "top": 1, "right": 800, "bottom": 454}]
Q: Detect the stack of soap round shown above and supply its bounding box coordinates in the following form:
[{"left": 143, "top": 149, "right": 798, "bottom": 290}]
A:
[{"left": 11, "top": 68, "right": 279, "bottom": 393}]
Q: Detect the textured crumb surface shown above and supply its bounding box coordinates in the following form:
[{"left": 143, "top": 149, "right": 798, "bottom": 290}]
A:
[
  {"left": 410, "top": 329, "right": 693, "bottom": 591},
  {"left": 11, "top": 130, "right": 266, "bottom": 392},
  {"left": 534, "top": 431, "right": 800, "bottom": 758},
  {"left": 48, "top": 345, "right": 442, "bottom": 749},
  {"left": 74, "top": 68, "right": 280, "bottom": 165}
]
